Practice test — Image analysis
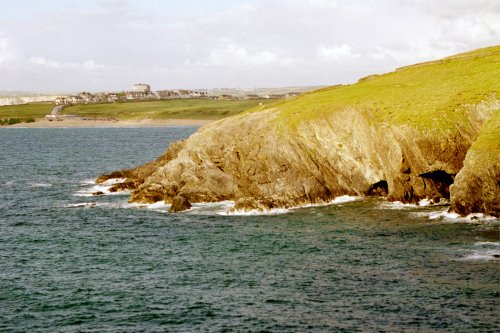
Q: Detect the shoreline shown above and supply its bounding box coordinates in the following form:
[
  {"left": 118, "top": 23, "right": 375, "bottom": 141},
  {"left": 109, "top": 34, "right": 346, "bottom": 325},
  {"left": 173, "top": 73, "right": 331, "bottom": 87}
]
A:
[{"left": 6, "top": 118, "right": 216, "bottom": 128}]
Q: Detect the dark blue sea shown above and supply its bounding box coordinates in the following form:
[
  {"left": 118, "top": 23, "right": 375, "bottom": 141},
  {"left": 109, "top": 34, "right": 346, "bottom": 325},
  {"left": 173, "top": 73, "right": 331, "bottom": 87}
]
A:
[{"left": 0, "top": 127, "right": 499, "bottom": 332}]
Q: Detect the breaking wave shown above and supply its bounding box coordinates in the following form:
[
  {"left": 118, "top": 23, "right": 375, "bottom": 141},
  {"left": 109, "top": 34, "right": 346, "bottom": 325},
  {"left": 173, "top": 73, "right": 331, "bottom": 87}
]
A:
[
  {"left": 73, "top": 178, "right": 129, "bottom": 197},
  {"left": 459, "top": 242, "right": 500, "bottom": 261}
]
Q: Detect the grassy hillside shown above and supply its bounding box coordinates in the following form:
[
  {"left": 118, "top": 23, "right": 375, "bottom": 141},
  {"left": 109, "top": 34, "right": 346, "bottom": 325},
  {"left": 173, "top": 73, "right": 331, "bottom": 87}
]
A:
[
  {"left": 63, "top": 99, "right": 279, "bottom": 120},
  {"left": 0, "top": 103, "right": 53, "bottom": 119},
  {"left": 276, "top": 45, "right": 500, "bottom": 132}
]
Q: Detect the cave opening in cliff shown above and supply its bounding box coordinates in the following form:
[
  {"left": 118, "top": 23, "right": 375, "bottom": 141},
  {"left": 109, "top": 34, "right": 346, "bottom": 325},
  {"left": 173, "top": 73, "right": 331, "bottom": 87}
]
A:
[
  {"left": 419, "top": 170, "right": 455, "bottom": 198},
  {"left": 367, "top": 180, "right": 388, "bottom": 196}
]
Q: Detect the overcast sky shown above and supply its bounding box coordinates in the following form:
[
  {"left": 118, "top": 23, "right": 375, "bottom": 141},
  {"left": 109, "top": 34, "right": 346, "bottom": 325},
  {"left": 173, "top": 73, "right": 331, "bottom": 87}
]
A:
[{"left": 0, "top": 0, "right": 499, "bottom": 92}]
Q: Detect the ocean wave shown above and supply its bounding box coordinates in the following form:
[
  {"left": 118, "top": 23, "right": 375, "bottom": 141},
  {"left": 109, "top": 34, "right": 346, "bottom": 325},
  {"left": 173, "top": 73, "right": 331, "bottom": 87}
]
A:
[
  {"left": 73, "top": 178, "right": 129, "bottom": 197},
  {"left": 221, "top": 207, "right": 290, "bottom": 216},
  {"left": 459, "top": 242, "right": 500, "bottom": 261},
  {"left": 65, "top": 202, "right": 98, "bottom": 208},
  {"left": 185, "top": 201, "right": 235, "bottom": 215},
  {"left": 29, "top": 182, "right": 52, "bottom": 188},
  {"left": 100, "top": 178, "right": 127, "bottom": 186},
  {"left": 412, "top": 208, "right": 498, "bottom": 223},
  {"left": 330, "top": 195, "right": 362, "bottom": 204},
  {"left": 174, "top": 195, "right": 362, "bottom": 215},
  {"left": 380, "top": 198, "right": 449, "bottom": 210}
]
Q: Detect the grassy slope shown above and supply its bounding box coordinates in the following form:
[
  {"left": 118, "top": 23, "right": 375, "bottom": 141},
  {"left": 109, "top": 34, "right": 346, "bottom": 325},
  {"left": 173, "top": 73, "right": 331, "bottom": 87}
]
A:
[
  {"left": 62, "top": 99, "right": 279, "bottom": 120},
  {"left": 466, "top": 110, "right": 500, "bottom": 156},
  {"left": 275, "top": 46, "right": 500, "bottom": 132},
  {"left": 0, "top": 103, "right": 53, "bottom": 119}
]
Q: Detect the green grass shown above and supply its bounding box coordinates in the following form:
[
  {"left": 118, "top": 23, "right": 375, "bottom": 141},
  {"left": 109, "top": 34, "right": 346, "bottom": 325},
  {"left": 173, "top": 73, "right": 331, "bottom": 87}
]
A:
[
  {"left": 0, "top": 102, "right": 53, "bottom": 119},
  {"left": 276, "top": 45, "right": 500, "bottom": 132},
  {"left": 62, "top": 99, "right": 279, "bottom": 120},
  {"left": 468, "top": 109, "right": 500, "bottom": 153}
]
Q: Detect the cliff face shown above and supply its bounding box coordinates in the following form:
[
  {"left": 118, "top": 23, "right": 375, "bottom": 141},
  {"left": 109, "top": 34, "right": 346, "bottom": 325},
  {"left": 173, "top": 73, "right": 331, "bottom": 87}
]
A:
[
  {"left": 99, "top": 46, "right": 500, "bottom": 215},
  {"left": 450, "top": 110, "right": 500, "bottom": 217}
]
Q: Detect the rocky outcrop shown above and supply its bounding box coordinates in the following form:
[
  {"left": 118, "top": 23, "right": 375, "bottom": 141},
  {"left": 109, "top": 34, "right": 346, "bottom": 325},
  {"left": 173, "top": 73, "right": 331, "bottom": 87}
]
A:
[
  {"left": 450, "top": 111, "right": 500, "bottom": 217},
  {"left": 98, "top": 100, "right": 498, "bottom": 214},
  {"left": 98, "top": 46, "right": 500, "bottom": 216}
]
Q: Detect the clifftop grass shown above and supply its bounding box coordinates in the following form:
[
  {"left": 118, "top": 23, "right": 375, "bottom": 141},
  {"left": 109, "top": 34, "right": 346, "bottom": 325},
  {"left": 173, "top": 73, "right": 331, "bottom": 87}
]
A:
[
  {"left": 0, "top": 102, "right": 53, "bottom": 119},
  {"left": 63, "top": 99, "right": 279, "bottom": 120},
  {"left": 276, "top": 46, "right": 500, "bottom": 132},
  {"left": 467, "top": 109, "right": 500, "bottom": 154}
]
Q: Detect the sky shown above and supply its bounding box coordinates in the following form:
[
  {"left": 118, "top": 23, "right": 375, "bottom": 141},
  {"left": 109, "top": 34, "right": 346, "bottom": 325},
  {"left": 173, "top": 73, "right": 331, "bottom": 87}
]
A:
[{"left": 0, "top": 0, "right": 499, "bottom": 92}]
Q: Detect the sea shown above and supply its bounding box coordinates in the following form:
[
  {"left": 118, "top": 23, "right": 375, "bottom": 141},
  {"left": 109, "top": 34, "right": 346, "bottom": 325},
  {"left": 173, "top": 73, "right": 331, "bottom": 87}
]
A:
[{"left": 0, "top": 127, "right": 498, "bottom": 332}]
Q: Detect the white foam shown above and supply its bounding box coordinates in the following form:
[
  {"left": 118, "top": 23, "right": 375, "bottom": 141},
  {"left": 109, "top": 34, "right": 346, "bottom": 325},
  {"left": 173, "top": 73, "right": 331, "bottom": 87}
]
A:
[
  {"left": 415, "top": 209, "right": 499, "bottom": 222},
  {"left": 65, "top": 202, "right": 98, "bottom": 208},
  {"left": 188, "top": 196, "right": 361, "bottom": 216},
  {"left": 380, "top": 201, "right": 419, "bottom": 209},
  {"left": 221, "top": 207, "right": 290, "bottom": 216},
  {"left": 330, "top": 195, "right": 362, "bottom": 204},
  {"left": 381, "top": 198, "right": 449, "bottom": 210},
  {"left": 460, "top": 242, "right": 500, "bottom": 261},
  {"left": 474, "top": 242, "right": 500, "bottom": 248},
  {"left": 29, "top": 182, "right": 52, "bottom": 188},
  {"left": 100, "top": 178, "right": 127, "bottom": 186},
  {"left": 73, "top": 184, "right": 130, "bottom": 197},
  {"left": 185, "top": 201, "right": 235, "bottom": 215},
  {"left": 74, "top": 178, "right": 129, "bottom": 197},
  {"left": 112, "top": 200, "right": 171, "bottom": 213},
  {"left": 418, "top": 198, "right": 432, "bottom": 206}
]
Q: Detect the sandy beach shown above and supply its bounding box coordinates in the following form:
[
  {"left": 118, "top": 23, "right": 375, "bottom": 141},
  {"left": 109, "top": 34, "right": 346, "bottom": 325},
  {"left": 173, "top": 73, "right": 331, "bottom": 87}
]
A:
[{"left": 8, "top": 118, "right": 215, "bottom": 128}]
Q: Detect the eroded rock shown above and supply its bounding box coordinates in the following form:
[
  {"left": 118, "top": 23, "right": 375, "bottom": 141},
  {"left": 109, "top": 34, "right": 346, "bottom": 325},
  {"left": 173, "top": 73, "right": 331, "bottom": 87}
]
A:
[{"left": 169, "top": 195, "right": 192, "bottom": 213}]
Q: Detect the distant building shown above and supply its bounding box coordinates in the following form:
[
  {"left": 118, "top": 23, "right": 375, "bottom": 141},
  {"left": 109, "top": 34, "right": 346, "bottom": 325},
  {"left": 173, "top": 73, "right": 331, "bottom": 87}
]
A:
[
  {"left": 217, "top": 94, "right": 234, "bottom": 100},
  {"left": 132, "top": 83, "right": 151, "bottom": 93},
  {"left": 244, "top": 94, "right": 260, "bottom": 100},
  {"left": 125, "top": 91, "right": 156, "bottom": 100},
  {"left": 78, "top": 92, "right": 95, "bottom": 104}
]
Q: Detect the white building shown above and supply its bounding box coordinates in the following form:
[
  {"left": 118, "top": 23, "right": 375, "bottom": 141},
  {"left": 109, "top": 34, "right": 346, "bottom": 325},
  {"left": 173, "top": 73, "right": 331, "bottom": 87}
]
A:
[{"left": 132, "top": 83, "right": 151, "bottom": 93}]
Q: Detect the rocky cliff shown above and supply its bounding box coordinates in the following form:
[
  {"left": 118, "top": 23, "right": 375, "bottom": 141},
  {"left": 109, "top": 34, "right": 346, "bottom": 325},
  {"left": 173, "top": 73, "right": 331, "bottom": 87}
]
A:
[{"left": 99, "top": 46, "right": 500, "bottom": 216}]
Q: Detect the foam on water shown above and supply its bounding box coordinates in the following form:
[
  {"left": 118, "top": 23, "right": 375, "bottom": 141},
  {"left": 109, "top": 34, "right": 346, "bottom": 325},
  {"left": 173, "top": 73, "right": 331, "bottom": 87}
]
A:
[
  {"left": 380, "top": 201, "right": 419, "bottom": 209},
  {"left": 81, "top": 179, "right": 98, "bottom": 185},
  {"left": 186, "top": 201, "right": 235, "bottom": 215},
  {"left": 459, "top": 242, "right": 500, "bottom": 261},
  {"left": 157, "top": 195, "right": 361, "bottom": 216},
  {"left": 330, "top": 195, "right": 362, "bottom": 204},
  {"left": 424, "top": 210, "right": 498, "bottom": 223},
  {"left": 380, "top": 198, "right": 449, "bottom": 210},
  {"left": 221, "top": 207, "right": 291, "bottom": 216},
  {"left": 100, "top": 178, "right": 127, "bottom": 185},
  {"left": 65, "top": 202, "right": 98, "bottom": 208},
  {"left": 29, "top": 182, "right": 52, "bottom": 188},
  {"left": 74, "top": 178, "right": 129, "bottom": 197}
]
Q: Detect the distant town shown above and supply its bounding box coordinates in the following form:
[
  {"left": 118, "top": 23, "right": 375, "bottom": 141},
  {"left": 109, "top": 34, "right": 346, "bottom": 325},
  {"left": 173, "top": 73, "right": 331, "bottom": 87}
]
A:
[
  {"left": 52, "top": 84, "right": 320, "bottom": 106},
  {"left": 0, "top": 85, "right": 326, "bottom": 107}
]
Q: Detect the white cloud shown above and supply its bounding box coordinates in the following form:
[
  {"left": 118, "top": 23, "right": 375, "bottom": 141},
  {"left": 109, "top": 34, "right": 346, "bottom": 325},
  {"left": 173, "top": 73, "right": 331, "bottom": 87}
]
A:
[
  {"left": 318, "top": 44, "right": 360, "bottom": 60},
  {"left": 29, "top": 57, "right": 105, "bottom": 70},
  {"left": 366, "top": 41, "right": 462, "bottom": 63},
  {"left": 192, "top": 45, "right": 296, "bottom": 68},
  {"left": 0, "top": 0, "right": 499, "bottom": 91},
  {"left": 0, "top": 34, "right": 15, "bottom": 65}
]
